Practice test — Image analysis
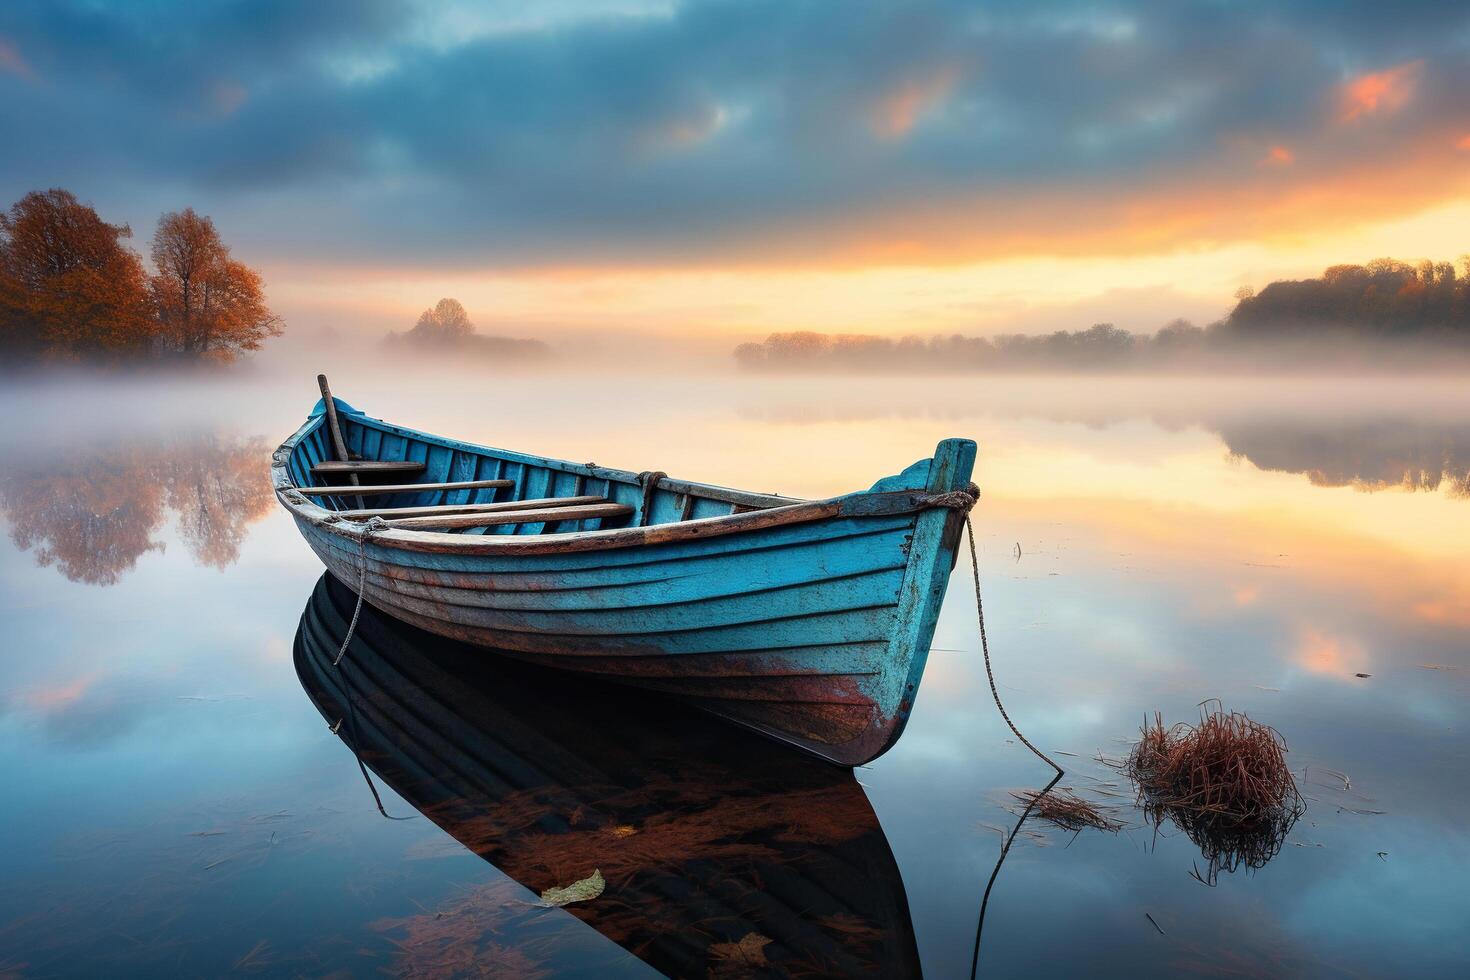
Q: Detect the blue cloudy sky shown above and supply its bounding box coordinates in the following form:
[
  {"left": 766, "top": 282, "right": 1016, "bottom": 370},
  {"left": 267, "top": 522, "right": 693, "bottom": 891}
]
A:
[{"left": 2, "top": 0, "right": 1468, "bottom": 340}]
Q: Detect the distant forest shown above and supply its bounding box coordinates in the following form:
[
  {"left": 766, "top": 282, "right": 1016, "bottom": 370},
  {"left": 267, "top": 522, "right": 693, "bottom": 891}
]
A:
[
  {"left": 0, "top": 188, "right": 282, "bottom": 365},
  {"left": 735, "top": 257, "right": 1470, "bottom": 372},
  {"left": 383, "top": 297, "right": 550, "bottom": 361}
]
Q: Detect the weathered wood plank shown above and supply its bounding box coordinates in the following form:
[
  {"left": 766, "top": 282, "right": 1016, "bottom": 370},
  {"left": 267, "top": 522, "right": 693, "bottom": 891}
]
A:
[
  {"left": 316, "top": 374, "right": 363, "bottom": 508},
  {"left": 337, "top": 495, "right": 607, "bottom": 519},
  {"left": 275, "top": 396, "right": 976, "bottom": 765},
  {"left": 295, "top": 478, "right": 513, "bottom": 497},
  {"left": 310, "top": 498, "right": 845, "bottom": 554},
  {"left": 384, "top": 502, "right": 633, "bottom": 531},
  {"left": 313, "top": 460, "right": 427, "bottom": 475}
]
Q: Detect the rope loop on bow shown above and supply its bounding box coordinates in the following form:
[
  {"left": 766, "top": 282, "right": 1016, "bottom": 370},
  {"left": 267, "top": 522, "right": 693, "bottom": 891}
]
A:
[{"left": 912, "top": 481, "right": 981, "bottom": 513}]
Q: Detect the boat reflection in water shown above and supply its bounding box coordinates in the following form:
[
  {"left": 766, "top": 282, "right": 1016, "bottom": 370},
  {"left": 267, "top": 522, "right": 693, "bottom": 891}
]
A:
[{"left": 294, "top": 572, "right": 922, "bottom": 978}]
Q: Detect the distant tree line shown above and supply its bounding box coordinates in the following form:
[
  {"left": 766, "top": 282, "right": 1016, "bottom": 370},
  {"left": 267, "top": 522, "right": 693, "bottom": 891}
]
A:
[
  {"left": 383, "top": 297, "right": 550, "bottom": 361},
  {"left": 1229, "top": 257, "right": 1470, "bottom": 339},
  {"left": 735, "top": 256, "right": 1470, "bottom": 372},
  {"left": 0, "top": 188, "right": 282, "bottom": 365}
]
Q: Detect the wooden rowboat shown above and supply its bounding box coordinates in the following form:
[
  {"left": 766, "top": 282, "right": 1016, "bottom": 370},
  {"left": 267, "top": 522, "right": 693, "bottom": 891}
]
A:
[
  {"left": 295, "top": 571, "right": 923, "bottom": 977},
  {"left": 272, "top": 382, "right": 977, "bottom": 766}
]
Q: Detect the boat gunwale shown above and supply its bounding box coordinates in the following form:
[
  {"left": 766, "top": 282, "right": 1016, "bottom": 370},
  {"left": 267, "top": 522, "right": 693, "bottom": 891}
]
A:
[
  {"left": 348, "top": 412, "right": 803, "bottom": 511},
  {"left": 272, "top": 413, "right": 932, "bottom": 556}
]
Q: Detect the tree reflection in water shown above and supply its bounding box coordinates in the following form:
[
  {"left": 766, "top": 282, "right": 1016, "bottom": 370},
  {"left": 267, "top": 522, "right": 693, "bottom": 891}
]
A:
[
  {"left": 0, "top": 433, "right": 272, "bottom": 585},
  {"left": 1218, "top": 419, "right": 1470, "bottom": 497}
]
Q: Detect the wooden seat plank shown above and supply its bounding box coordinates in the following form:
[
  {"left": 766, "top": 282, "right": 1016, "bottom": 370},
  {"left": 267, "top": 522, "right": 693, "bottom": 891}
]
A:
[
  {"left": 385, "top": 503, "right": 633, "bottom": 531},
  {"left": 296, "top": 478, "right": 513, "bottom": 497},
  {"left": 338, "top": 495, "right": 607, "bottom": 519},
  {"left": 313, "top": 460, "right": 427, "bottom": 475}
]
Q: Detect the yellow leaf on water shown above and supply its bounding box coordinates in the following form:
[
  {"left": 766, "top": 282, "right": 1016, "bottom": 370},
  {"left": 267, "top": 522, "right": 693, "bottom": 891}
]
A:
[{"left": 537, "top": 869, "right": 605, "bottom": 907}]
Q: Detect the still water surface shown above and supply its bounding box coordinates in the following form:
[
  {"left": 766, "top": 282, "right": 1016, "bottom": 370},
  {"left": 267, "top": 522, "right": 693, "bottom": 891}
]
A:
[{"left": 1, "top": 371, "right": 1467, "bottom": 977}]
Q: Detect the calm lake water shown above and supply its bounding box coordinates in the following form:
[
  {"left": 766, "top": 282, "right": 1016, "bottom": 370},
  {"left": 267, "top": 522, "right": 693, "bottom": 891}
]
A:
[{"left": 2, "top": 370, "right": 1467, "bottom": 978}]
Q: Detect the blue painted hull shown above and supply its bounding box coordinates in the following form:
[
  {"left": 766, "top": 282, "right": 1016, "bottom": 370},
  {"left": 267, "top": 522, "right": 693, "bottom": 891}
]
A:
[{"left": 273, "top": 396, "right": 976, "bottom": 765}]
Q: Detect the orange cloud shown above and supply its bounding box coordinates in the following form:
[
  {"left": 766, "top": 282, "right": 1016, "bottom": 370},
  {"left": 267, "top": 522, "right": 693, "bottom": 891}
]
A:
[
  {"left": 1340, "top": 59, "right": 1423, "bottom": 122},
  {"left": 262, "top": 124, "right": 1470, "bottom": 286},
  {"left": 1261, "top": 145, "right": 1294, "bottom": 166},
  {"left": 0, "top": 35, "right": 34, "bottom": 80},
  {"left": 870, "top": 68, "right": 960, "bottom": 140},
  {"left": 775, "top": 135, "right": 1470, "bottom": 268},
  {"left": 1457, "top": 134, "right": 1470, "bottom": 151}
]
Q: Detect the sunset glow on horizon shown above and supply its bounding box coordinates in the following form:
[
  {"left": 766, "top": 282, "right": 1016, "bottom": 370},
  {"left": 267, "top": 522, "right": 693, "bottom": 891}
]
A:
[{"left": 3, "top": 1, "right": 1468, "bottom": 344}]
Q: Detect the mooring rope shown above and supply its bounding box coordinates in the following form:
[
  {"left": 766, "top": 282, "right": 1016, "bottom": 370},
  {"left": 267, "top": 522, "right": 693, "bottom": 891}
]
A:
[
  {"left": 963, "top": 513, "right": 1064, "bottom": 778},
  {"left": 325, "top": 515, "right": 415, "bottom": 821},
  {"left": 962, "top": 511, "right": 1065, "bottom": 977},
  {"left": 910, "top": 482, "right": 1060, "bottom": 773},
  {"left": 914, "top": 481, "right": 981, "bottom": 513},
  {"left": 335, "top": 665, "right": 416, "bottom": 823},
  {"left": 972, "top": 769, "right": 1063, "bottom": 978},
  {"left": 332, "top": 517, "right": 388, "bottom": 667}
]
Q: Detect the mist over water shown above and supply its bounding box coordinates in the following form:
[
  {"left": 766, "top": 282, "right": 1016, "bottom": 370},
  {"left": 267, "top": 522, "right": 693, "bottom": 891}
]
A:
[{"left": 2, "top": 364, "right": 1469, "bottom": 976}]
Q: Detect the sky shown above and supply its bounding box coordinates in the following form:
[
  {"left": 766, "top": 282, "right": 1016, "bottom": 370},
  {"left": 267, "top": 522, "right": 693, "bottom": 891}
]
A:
[{"left": 2, "top": 0, "right": 1469, "bottom": 347}]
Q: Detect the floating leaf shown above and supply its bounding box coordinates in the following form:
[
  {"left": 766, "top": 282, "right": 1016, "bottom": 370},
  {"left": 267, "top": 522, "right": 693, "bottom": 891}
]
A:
[
  {"left": 709, "top": 932, "right": 772, "bottom": 967},
  {"left": 538, "top": 869, "right": 604, "bottom": 907}
]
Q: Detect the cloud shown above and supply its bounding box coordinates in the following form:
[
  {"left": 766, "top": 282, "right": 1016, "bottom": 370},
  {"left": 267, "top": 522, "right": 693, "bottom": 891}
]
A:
[
  {"left": 1340, "top": 60, "right": 1423, "bottom": 122},
  {"left": 0, "top": 1, "right": 1467, "bottom": 267},
  {"left": 1262, "top": 145, "right": 1294, "bottom": 166},
  {"left": 869, "top": 66, "right": 961, "bottom": 139}
]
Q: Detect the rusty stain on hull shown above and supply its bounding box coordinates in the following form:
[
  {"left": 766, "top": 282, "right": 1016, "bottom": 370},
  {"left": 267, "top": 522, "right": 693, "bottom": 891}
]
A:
[{"left": 273, "top": 394, "right": 976, "bottom": 766}]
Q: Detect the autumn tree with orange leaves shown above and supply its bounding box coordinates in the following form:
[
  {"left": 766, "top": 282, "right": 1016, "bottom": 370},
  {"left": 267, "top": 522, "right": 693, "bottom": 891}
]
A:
[
  {"left": 0, "top": 189, "right": 283, "bottom": 365},
  {"left": 150, "top": 208, "right": 282, "bottom": 361},
  {"left": 0, "top": 189, "right": 155, "bottom": 363}
]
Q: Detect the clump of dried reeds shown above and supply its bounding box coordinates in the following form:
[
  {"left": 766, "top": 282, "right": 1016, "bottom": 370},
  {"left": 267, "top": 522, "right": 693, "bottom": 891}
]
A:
[
  {"left": 1126, "top": 703, "right": 1304, "bottom": 884},
  {"left": 1010, "top": 788, "right": 1123, "bottom": 834}
]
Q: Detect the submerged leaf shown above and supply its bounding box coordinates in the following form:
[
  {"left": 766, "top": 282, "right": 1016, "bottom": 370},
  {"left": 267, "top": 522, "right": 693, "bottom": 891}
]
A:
[
  {"left": 537, "top": 869, "right": 605, "bottom": 907},
  {"left": 709, "top": 932, "right": 773, "bottom": 967}
]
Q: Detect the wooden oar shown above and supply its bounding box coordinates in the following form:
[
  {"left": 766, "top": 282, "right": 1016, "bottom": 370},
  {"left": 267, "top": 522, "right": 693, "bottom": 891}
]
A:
[
  {"left": 294, "top": 478, "right": 514, "bottom": 497},
  {"left": 385, "top": 503, "right": 633, "bottom": 531},
  {"left": 313, "top": 461, "right": 428, "bottom": 475},
  {"left": 337, "top": 495, "right": 607, "bottom": 519},
  {"left": 317, "top": 374, "right": 363, "bottom": 509}
]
